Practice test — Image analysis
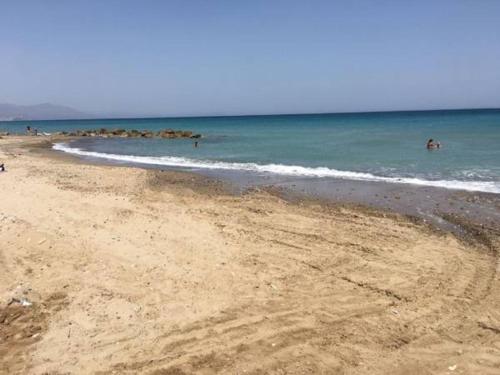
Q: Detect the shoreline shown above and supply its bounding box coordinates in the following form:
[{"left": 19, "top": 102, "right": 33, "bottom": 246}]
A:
[
  {"left": 45, "top": 136, "right": 500, "bottom": 236},
  {"left": 11, "top": 135, "right": 500, "bottom": 262},
  {"left": 51, "top": 137, "right": 500, "bottom": 194},
  {"left": 1, "top": 135, "right": 500, "bottom": 374}
]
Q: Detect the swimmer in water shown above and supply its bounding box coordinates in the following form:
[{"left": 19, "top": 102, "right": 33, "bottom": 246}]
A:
[{"left": 426, "top": 139, "right": 441, "bottom": 149}]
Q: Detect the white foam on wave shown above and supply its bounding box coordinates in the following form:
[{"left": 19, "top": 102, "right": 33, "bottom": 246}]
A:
[{"left": 53, "top": 142, "right": 500, "bottom": 194}]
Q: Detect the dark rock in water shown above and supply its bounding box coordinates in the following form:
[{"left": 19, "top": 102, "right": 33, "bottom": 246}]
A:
[
  {"left": 141, "top": 131, "right": 154, "bottom": 138},
  {"left": 179, "top": 130, "right": 193, "bottom": 138},
  {"left": 111, "top": 129, "right": 127, "bottom": 136},
  {"left": 158, "top": 129, "right": 176, "bottom": 138}
]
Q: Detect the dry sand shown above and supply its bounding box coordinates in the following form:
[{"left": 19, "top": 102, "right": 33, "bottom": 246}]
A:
[{"left": 1, "top": 136, "right": 500, "bottom": 374}]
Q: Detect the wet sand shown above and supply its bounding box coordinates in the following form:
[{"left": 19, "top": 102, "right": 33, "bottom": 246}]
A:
[
  {"left": 1, "top": 135, "right": 500, "bottom": 374},
  {"left": 193, "top": 168, "right": 500, "bottom": 235}
]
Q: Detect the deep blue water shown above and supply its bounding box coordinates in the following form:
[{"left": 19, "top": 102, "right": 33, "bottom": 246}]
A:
[{"left": 2, "top": 109, "right": 500, "bottom": 192}]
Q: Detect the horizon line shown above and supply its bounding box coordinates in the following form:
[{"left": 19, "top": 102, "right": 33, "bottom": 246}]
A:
[{"left": 2, "top": 106, "right": 500, "bottom": 123}]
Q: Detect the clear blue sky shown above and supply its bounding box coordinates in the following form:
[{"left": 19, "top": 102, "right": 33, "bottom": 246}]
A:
[{"left": 1, "top": 0, "right": 499, "bottom": 117}]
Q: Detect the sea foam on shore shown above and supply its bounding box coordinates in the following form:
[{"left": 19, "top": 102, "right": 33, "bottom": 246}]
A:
[{"left": 53, "top": 142, "right": 500, "bottom": 193}]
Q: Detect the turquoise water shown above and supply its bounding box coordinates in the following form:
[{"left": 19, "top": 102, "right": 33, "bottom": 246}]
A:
[{"left": 2, "top": 109, "right": 500, "bottom": 192}]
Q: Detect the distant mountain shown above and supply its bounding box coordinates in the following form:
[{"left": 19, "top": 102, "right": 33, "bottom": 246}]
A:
[{"left": 0, "top": 103, "right": 90, "bottom": 121}]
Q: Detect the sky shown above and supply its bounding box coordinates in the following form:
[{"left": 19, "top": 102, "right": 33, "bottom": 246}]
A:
[{"left": 1, "top": 0, "right": 499, "bottom": 117}]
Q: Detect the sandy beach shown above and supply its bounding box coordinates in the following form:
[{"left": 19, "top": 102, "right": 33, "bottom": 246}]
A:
[{"left": 1, "top": 136, "right": 500, "bottom": 374}]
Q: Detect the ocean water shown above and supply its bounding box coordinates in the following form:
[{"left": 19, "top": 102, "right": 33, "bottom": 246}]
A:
[{"left": 2, "top": 109, "right": 500, "bottom": 193}]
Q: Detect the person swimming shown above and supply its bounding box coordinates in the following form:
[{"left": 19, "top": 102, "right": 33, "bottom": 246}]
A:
[{"left": 426, "top": 139, "right": 441, "bottom": 149}]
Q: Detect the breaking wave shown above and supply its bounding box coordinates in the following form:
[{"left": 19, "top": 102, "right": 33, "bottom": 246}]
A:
[{"left": 53, "top": 142, "right": 500, "bottom": 193}]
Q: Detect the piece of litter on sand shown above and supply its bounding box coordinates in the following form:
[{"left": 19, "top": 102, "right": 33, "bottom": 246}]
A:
[
  {"left": 9, "top": 297, "right": 33, "bottom": 307},
  {"left": 20, "top": 298, "right": 32, "bottom": 307},
  {"left": 38, "top": 239, "right": 47, "bottom": 245},
  {"left": 448, "top": 364, "right": 457, "bottom": 371},
  {"left": 391, "top": 309, "right": 399, "bottom": 315}
]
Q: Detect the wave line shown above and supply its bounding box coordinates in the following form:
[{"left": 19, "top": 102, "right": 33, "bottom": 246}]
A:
[{"left": 52, "top": 142, "right": 500, "bottom": 193}]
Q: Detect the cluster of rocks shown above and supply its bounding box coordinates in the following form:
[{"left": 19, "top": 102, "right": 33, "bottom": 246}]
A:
[{"left": 58, "top": 128, "right": 202, "bottom": 139}]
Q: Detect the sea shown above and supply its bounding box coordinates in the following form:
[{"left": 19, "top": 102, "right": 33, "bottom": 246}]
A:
[{"left": 2, "top": 109, "right": 500, "bottom": 194}]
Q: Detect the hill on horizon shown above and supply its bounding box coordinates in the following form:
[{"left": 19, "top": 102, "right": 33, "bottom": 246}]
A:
[{"left": 0, "top": 102, "right": 90, "bottom": 121}]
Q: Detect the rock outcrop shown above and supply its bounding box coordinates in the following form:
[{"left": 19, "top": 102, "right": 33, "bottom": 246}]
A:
[{"left": 58, "top": 129, "right": 201, "bottom": 139}]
